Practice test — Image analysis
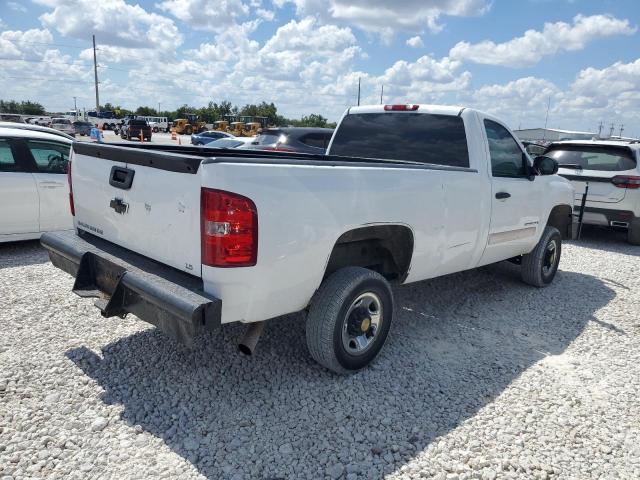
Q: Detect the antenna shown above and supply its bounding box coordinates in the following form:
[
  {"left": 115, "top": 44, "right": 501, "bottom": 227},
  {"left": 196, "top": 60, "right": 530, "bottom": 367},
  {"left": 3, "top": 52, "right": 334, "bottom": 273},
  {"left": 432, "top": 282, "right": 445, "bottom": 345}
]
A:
[
  {"left": 92, "top": 34, "right": 100, "bottom": 113},
  {"left": 541, "top": 96, "right": 551, "bottom": 141}
]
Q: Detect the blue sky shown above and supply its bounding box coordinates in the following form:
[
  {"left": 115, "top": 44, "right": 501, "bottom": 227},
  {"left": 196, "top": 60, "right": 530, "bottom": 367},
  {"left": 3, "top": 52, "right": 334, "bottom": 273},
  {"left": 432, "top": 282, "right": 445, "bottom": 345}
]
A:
[{"left": 1, "top": 0, "right": 639, "bottom": 135}]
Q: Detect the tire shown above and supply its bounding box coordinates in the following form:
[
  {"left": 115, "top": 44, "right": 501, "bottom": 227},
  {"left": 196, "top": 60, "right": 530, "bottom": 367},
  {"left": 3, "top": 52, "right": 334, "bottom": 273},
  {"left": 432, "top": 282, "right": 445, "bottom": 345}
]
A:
[
  {"left": 306, "top": 267, "right": 393, "bottom": 374},
  {"left": 521, "top": 226, "right": 562, "bottom": 287},
  {"left": 628, "top": 218, "right": 640, "bottom": 245},
  {"left": 153, "top": 126, "right": 158, "bottom": 133},
  {"left": 185, "top": 126, "right": 193, "bottom": 135}
]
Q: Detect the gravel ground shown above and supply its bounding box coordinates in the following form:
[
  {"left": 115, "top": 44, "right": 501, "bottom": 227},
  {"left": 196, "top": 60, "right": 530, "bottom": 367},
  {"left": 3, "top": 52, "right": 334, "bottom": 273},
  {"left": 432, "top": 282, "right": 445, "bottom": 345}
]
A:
[{"left": 1, "top": 226, "right": 639, "bottom": 480}]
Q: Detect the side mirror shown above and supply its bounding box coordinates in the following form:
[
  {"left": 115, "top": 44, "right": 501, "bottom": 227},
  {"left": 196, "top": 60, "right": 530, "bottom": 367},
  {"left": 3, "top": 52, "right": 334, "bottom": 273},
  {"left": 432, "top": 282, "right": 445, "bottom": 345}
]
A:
[{"left": 533, "top": 155, "right": 559, "bottom": 176}]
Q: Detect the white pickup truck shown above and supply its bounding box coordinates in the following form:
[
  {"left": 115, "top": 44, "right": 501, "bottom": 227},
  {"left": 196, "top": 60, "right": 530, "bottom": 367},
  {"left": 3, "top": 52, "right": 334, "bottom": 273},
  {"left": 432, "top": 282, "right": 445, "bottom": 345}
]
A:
[{"left": 42, "top": 104, "right": 575, "bottom": 373}]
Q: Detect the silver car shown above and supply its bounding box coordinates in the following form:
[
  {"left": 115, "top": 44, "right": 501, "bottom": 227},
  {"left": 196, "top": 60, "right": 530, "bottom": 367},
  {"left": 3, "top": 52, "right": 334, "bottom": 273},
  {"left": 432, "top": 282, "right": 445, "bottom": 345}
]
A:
[{"left": 50, "top": 118, "right": 76, "bottom": 137}]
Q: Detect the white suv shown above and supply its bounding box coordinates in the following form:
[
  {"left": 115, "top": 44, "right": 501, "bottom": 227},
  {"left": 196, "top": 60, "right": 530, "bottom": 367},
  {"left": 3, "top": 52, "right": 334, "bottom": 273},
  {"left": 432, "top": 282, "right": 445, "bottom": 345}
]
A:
[{"left": 548, "top": 140, "right": 640, "bottom": 244}]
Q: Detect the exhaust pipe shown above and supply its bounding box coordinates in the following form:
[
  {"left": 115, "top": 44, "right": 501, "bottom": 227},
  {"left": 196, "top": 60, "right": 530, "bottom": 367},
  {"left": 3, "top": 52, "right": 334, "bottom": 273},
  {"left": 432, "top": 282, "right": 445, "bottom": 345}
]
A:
[
  {"left": 238, "top": 322, "right": 265, "bottom": 355},
  {"left": 611, "top": 221, "right": 629, "bottom": 228}
]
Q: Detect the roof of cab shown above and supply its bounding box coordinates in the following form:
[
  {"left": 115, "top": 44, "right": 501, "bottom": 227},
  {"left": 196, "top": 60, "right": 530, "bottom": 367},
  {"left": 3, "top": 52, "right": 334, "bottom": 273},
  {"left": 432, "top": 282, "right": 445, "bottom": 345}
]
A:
[
  {"left": 0, "top": 126, "right": 73, "bottom": 144},
  {"left": 549, "top": 139, "right": 640, "bottom": 150},
  {"left": 348, "top": 104, "right": 465, "bottom": 116}
]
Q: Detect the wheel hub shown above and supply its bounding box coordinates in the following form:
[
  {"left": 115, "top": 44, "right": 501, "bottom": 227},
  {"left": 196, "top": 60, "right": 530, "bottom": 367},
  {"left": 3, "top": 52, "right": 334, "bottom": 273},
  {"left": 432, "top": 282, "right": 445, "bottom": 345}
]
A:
[{"left": 342, "top": 293, "right": 383, "bottom": 356}]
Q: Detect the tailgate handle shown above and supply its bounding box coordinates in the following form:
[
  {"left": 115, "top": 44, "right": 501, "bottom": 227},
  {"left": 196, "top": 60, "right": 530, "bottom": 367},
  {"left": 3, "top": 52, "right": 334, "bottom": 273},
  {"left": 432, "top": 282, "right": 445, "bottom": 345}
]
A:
[{"left": 109, "top": 166, "right": 135, "bottom": 190}]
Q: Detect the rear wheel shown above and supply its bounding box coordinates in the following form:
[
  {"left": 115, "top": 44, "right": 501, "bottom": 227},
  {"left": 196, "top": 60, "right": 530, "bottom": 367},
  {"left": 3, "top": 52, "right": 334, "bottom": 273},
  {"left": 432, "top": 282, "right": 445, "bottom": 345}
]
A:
[
  {"left": 306, "top": 267, "right": 393, "bottom": 374},
  {"left": 185, "top": 125, "right": 193, "bottom": 135},
  {"left": 521, "top": 226, "right": 561, "bottom": 287},
  {"left": 628, "top": 218, "right": 640, "bottom": 245}
]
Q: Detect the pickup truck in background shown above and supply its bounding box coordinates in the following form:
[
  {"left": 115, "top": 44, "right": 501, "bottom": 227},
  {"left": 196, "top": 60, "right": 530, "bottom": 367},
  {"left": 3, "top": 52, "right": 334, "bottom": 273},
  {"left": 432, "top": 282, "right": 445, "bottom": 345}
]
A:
[
  {"left": 119, "top": 119, "right": 152, "bottom": 141},
  {"left": 41, "top": 104, "right": 575, "bottom": 373}
]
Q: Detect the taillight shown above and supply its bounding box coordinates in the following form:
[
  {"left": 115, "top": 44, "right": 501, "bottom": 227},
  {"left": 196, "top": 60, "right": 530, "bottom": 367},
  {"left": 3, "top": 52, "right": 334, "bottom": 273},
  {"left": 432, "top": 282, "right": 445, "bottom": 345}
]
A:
[
  {"left": 201, "top": 188, "right": 258, "bottom": 267},
  {"left": 611, "top": 175, "right": 640, "bottom": 189},
  {"left": 384, "top": 104, "right": 419, "bottom": 111},
  {"left": 67, "top": 161, "right": 75, "bottom": 216}
]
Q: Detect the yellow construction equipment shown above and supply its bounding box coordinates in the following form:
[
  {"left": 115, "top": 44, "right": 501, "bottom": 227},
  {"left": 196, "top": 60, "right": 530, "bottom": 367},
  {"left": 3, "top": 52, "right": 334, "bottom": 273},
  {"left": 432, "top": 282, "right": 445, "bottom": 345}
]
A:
[
  {"left": 213, "top": 120, "right": 229, "bottom": 132},
  {"left": 173, "top": 114, "right": 206, "bottom": 135},
  {"left": 229, "top": 121, "right": 245, "bottom": 136},
  {"left": 244, "top": 122, "right": 262, "bottom": 136}
]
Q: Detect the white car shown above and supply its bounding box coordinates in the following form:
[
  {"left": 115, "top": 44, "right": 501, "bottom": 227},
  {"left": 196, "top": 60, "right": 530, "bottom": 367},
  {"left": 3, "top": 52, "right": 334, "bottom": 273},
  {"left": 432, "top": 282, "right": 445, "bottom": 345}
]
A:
[
  {"left": 42, "top": 104, "right": 574, "bottom": 373},
  {"left": 50, "top": 118, "right": 76, "bottom": 137},
  {"left": 0, "top": 126, "right": 73, "bottom": 242},
  {"left": 549, "top": 140, "right": 640, "bottom": 244}
]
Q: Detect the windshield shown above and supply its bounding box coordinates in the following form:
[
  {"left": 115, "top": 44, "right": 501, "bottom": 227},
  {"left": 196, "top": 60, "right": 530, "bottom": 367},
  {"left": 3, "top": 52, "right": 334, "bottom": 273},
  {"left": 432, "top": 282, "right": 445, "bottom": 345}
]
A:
[
  {"left": 252, "top": 133, "right": 283, "bottom": 145},
  {"left": 52, "top": 119, "right": 71, "bottom": 125},
  {"left": 330, "top": 113, "right": 470, "bottom": 167},
  {"left": 547, "top": 145, "right": 637, "bottom": 171},
  {"left": 207, "top": 139, "right": 243, "bottom": 148}
]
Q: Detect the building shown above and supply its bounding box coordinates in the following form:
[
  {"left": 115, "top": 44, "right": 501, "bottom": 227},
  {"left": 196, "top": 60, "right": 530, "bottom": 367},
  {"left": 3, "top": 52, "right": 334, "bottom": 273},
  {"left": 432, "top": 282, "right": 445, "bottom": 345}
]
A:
[{"left": 514, "top": 128, "right": 596, "bottom": 142}]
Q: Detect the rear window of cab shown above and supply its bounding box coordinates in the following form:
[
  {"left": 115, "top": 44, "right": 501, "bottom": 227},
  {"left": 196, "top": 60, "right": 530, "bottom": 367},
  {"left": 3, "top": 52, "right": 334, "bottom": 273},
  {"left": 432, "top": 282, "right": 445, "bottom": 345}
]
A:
[
  {"left": 329, "top": 113, "right": 470, "bottom": 168},
  {"left": 546, "top": 145, "right": 637, "bottom": 172}
]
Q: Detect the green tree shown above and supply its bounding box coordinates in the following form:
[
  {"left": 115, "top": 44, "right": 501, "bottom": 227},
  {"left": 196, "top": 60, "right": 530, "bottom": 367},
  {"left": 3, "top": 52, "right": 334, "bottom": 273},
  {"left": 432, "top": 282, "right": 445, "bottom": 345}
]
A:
[{"left": 0, "top": 99, "right": 46, "bottom": 115}]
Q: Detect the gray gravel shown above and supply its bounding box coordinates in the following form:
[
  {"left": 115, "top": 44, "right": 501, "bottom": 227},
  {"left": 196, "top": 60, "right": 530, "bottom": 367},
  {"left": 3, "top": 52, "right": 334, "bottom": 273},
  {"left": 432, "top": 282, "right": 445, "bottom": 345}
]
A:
[{"left": 1, "top": 227, "right": 639, "bottom": 479}]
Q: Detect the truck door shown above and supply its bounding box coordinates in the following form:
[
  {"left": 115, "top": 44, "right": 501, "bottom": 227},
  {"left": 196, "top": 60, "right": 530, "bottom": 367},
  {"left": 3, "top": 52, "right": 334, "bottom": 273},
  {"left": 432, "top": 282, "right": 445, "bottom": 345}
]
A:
[
  {"left": 479, "top": 118, "right": 544, "bottom": 265},
  {"left": 0, "top": 138, "right": 39, "bottom": 236}
]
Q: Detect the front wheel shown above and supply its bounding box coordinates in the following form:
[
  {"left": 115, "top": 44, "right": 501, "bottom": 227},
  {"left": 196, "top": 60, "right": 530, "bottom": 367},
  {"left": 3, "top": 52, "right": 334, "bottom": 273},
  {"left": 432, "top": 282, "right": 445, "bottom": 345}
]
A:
[
  {"left": 306, "top": 267, "right": 393, "bottom": 374},
  {"left": 521, "top": 226, "right": 561, "bottom": 287}
]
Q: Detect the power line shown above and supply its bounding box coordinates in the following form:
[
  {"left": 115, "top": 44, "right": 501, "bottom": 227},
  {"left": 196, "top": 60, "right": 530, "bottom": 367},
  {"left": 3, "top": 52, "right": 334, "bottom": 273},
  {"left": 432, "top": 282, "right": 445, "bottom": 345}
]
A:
[{"left": 7, "top": 40, "right": 89, "bottom": 50}]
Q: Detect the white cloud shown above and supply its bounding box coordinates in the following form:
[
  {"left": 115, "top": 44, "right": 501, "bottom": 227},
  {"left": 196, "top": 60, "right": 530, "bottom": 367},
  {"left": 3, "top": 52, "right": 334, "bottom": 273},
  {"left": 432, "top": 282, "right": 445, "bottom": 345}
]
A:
[
  {"left": 256, "top": 8, "right": 275, "bottom": 21},
  {"left": 8, "top": 2, "right": 28, "bottom": 12},
  {"left": 275, "top": 0, "right": 490, "bottom": 38},
  {"left": 36, "top": 0, "right": 182, "bottom": 50},
  {"left": 450, "top": 14, "right": 637, "bottom": 67},
  {"left": 406, "top": 36, "right": 424, "bottom": 48},
  {"left": 156, "top": 0, "right": 250, "bottom": 31}
]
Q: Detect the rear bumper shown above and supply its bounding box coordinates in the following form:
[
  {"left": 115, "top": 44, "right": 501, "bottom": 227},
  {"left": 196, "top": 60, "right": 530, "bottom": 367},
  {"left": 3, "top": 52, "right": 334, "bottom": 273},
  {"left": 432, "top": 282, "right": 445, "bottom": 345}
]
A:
[
  {"left": 41, "top": 230, "right": 221, "bottom": 346},
  {"left": 574, "top": 206, "right": 636, "bottom": 228}
]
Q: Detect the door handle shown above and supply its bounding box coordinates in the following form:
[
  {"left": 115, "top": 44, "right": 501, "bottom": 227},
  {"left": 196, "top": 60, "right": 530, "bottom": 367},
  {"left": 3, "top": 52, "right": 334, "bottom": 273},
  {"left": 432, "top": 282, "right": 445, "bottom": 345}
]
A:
[
  {"left": 495, "top": 192, "right": 511, "bottom": 199},
  {"left": 39, "top": 181, "right": 65, "bottom": 188}
]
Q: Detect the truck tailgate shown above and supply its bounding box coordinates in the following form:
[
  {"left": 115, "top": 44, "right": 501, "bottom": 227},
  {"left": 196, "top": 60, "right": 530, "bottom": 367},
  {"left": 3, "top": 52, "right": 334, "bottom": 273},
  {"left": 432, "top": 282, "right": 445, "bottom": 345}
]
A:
[{"left": 72, "top": 143, "right": 204, "bottom": 276}]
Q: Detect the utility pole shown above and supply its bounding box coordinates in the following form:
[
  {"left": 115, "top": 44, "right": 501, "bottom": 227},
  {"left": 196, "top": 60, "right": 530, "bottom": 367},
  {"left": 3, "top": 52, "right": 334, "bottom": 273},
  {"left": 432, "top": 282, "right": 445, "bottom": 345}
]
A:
[
  {"left": 73, "top": 96, "right": 77, "bottom": 114},
  {"left": 619, "top": 124, "right": 624, "bottom": 138},
  {"left": 380, "top": 85, "right": 384, "bottom": 104},
  {"left": 357, "top": 77, "right": 361, "bottom": 106},
  {"left": 609, "top": 123, "right": 615, "bottom": 138},
  {"left": 541, "top": 96, "right": 551, "bottom": 141},
  {"left": 597, "top": 121, "right": 603, "bottom": 138},
  {"left": 158, "top": 102, "right": 161, "bottom": 115},
  {"left": 92, "top": 35, "right": 100, "bottom": 113}
]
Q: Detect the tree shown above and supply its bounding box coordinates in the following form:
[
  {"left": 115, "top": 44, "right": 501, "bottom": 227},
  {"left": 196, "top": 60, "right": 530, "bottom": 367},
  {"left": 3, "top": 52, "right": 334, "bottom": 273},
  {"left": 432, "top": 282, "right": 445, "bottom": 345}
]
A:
[
  {"left": 135, "top": 106, "right": 158, "bottom": 116},
  {"left": 0, "top": 100, "right": 46, "bottom": 115},
  {"left": 289, "top": 113, "right": 331, "bottom": 128}
]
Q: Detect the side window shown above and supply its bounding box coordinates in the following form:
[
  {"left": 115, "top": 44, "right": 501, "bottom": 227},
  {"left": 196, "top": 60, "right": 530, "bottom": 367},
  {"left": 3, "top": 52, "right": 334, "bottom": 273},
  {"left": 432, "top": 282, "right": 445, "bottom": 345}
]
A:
[
  {"left": 300, "top": 133, "right": 329, "bottom": 149},
  {"left": 484, "top": 119, "right": 527, "bottom": 177},
  {"left": 26, "top": 140, "right": 70, "bottom": 174},
  {"left": 0, "top": 139, "right": 21, "bottom": 172}
]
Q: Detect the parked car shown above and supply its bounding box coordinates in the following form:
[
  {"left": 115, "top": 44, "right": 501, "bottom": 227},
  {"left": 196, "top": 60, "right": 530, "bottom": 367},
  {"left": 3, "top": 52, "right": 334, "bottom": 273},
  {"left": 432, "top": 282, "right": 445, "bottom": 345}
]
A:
[
  {"left": 547, "top": 140, "right": 640, "bottom": 244},
  {"left": 0, "top": 122, "right": 74, "bottom": 141},
  {"left": 245, "top": 127, "right": 334, "bottom": 154},
  {"left": 119, "top": 119, "right": 152, "bottom": 141},
  {"left": 73, "top": 121, "right": 93, "bottom": 136},
  {"left": 50, "top": 118, "right": 76, "bottom": 137},
  {"left": 0, "top": 113, "right": 24, "bottom": 123},
  {"left": 41, "top": 103, "right": 574, "bottom": 374},
  {"left": 204, "top": 137, "right": 255, "bottom": 149},
  {"left": 191, "top": 130, "right": 234, "bottom": 145},
  {"left": 0, "top": 126, "right": 73, "bottom": 243}
]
